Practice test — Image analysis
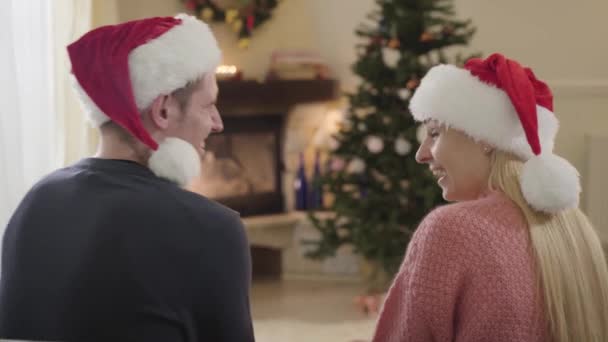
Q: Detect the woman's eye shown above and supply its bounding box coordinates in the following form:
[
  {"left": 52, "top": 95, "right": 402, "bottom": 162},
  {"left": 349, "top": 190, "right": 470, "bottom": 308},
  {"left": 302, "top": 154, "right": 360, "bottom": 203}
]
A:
[{"left": 428, "top": 130, "right": 439, "bottom": 138}]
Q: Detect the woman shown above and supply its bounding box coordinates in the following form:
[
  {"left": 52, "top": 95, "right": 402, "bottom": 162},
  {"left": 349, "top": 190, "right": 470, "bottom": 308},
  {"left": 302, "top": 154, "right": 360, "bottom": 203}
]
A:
[{"left": 372, "top": 53, "right": 608, "bottom": 342}]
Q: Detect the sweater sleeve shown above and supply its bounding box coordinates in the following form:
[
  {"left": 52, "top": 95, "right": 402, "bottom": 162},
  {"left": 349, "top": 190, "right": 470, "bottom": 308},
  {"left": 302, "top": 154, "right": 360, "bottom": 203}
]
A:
[{"left": 372, "top": 206, "right": 469, "bottom": 342}]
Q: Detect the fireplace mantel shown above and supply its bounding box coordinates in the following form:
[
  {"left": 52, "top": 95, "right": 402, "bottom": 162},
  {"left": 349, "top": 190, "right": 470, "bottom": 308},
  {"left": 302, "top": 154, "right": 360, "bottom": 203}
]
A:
[{"left": 217, "top": 79, "right": 339, "bottom": 116}]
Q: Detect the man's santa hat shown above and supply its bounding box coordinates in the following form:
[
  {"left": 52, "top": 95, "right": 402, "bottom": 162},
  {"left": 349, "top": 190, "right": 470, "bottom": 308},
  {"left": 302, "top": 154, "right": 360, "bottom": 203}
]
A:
[
  {"left": 409, "top": 53, "right": 580, "bottom": 213},
  {"left": 67, "top": 14, "right": 221, "bottom": 186}
]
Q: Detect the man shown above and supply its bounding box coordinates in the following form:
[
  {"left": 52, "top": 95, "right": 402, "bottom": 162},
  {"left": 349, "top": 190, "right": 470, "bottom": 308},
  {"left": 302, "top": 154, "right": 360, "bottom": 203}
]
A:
[{"left": 0, "top": 14, "right": 255, "bottom": 342}]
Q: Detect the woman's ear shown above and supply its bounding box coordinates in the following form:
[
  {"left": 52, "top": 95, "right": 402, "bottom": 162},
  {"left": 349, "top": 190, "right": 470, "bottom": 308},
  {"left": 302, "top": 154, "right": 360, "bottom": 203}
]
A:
[{"left": 482, "top": 144, "right": 494, "bottom": 155}]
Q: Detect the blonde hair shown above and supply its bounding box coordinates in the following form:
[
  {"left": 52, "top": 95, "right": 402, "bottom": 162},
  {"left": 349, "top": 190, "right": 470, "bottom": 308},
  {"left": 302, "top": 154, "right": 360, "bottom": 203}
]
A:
[{"left": 488, "top": 151, "right": 608, "bottom": 342}]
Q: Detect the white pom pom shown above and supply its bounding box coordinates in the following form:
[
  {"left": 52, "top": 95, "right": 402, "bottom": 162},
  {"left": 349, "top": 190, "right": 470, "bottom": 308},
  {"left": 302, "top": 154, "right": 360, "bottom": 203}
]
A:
[
  {"left": 520, "top": 154, "right": 581, "bottom": 213},
  {"left": 149, "top": 137, "right": 201, "bottom": 187}
]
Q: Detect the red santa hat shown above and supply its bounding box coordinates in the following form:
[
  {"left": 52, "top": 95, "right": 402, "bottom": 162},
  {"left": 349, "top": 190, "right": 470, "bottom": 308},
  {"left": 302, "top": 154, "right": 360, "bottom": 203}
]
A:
[
  {"left": 67, "top": 14, "right": 221, "bottom": 186},
  {"left": 409, "top": 53, "right": 580, "bottom": 213}
]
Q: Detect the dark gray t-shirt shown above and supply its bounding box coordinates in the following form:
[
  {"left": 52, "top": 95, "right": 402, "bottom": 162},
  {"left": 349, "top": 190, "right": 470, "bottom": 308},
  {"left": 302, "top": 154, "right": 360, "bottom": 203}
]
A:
[{"left": 0, "top": 158, "right": 254, "bottom": 342}]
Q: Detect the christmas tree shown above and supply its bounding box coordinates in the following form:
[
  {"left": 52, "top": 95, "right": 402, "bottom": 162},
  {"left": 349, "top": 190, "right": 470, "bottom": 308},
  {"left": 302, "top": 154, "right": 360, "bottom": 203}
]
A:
[{"left": 305, "top": 0, "right": 477, "bottom": 291}]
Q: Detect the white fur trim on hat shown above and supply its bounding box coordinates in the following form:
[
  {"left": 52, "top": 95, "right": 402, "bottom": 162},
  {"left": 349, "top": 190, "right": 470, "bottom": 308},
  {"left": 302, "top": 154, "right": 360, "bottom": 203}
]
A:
[
  {"left": 69, "top": 74, "right": 110, "bottom": 127},
  {"left": 72, "top": 13, "right": 221, "bottom": 127},
  {"left": 129, "top": 13, "right": 221, "bottom": 110},
  {"left": 149, "top": 137, "right": 201, "bottom": 187},
  {"left": 409, "top": 64, "right": 559, "bottom": 160},
  {"left": 521, "top": 154, "right": 581, "bottom": 213}
]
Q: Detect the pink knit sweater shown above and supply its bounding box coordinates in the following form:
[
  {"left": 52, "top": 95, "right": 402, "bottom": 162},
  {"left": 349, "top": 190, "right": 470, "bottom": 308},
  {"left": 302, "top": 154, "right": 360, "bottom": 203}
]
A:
[{"left": 372, "top": 192, "right": 549, "bottom": 342}]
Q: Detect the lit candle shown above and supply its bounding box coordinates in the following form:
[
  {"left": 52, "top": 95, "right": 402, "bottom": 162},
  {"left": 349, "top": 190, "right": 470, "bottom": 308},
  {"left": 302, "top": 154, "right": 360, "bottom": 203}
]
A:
[{"left": 216, "top": 65, "right": 238, "bottom": 76}]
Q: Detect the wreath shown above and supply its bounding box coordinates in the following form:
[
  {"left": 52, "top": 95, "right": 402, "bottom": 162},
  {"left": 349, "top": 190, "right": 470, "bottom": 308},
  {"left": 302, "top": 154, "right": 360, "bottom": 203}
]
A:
[{"left": 183, "top": 0, "right": 280, "bottom": 48}]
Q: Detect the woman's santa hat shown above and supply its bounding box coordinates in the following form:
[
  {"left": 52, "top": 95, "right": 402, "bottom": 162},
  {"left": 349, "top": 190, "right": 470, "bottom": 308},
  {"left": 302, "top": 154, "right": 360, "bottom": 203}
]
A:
[
  {"left": 409, "top": 53, "right": 580, "bottom": 213},
  {"left": 67, "top": 14, "right": 221, "bottom": 186}
]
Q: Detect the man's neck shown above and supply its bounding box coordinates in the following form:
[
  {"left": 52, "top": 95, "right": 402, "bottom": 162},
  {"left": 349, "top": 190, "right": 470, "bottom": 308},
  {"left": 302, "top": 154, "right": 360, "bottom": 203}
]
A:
[{"left": 95, "top": 138, "right": 149, "bottom": 166}]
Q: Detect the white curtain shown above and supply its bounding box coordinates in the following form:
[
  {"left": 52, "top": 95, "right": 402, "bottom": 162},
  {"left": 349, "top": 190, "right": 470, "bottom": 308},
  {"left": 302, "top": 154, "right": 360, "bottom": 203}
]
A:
[
  {"left": 0, "top": 0, "right": 94, "bottom": 230},
  {"left": 0, "top": 0, "right": 57, "bottom": 230},
  {"left": 53, "top": 0, "right": 95, "bottom": 166}
]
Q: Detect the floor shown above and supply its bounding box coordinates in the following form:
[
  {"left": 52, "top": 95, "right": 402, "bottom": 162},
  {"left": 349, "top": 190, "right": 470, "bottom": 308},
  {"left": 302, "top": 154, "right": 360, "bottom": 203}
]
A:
[{"left": 251, "top": 279, "right": 377, "bottom": 342}]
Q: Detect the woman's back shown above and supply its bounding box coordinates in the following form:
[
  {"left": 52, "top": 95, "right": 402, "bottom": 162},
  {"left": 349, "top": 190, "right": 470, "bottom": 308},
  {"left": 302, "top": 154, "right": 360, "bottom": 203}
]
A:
[{"left": 373, "top": 192, "right": 549, "bottom": 342}]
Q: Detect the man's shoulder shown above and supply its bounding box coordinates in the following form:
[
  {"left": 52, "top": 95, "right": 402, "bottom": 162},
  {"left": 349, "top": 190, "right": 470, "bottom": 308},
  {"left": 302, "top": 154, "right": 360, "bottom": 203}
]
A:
[
  {"left": 34, "top": 163, "right": 242, "bottom": 228},
  {"left": 160, "top": 186, "right": 242, "bottom": 226}
]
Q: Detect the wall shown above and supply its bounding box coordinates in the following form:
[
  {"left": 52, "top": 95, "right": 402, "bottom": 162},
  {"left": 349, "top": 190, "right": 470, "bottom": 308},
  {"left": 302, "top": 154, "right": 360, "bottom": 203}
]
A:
[{"left": 114, "top": 0, "right": 375, "bottom": 90}]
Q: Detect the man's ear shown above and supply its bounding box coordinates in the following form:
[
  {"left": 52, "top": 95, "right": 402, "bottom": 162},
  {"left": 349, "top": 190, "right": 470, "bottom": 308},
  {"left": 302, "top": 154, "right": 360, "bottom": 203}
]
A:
[{"left": 148, "top": 95, "right": 171, "bottom": 130}]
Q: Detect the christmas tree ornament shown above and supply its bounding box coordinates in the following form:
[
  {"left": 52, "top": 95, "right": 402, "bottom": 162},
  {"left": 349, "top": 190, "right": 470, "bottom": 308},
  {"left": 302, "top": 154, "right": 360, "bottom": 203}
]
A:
[
  {"left": 366, "top": 135, "right": 384, "bottom": 154},
  {"left": 330, "top": 157, "right": 346, "bottom": 171},
  {"left": 347, "top": 158, "right": 366, "bottom": 174},
  {"left": 397, "top": 88, "right": 412, "bottom": 100},
  {"left": 246, "top": 14, "right": 255, "bottom": 31},
  {"left": 355, "top": 107, "right": 375, "bottom": 119},
  {"left": 394, "top": 137, "right": 412, "bottom": 155},
  {"left": 337, "top": 228, "right": 350, "bottom": 239},
  {"left": 388, "top": 37, "right": 400, "bottom": 49},
  {"left": 406, "top": 78, "right": 420, "bottom": 90},
  {"left": 200, "top": 7, "right": 215, "bottom": 21},
  {"left": 382, "top": 48, "right": 400, "bottom": 68},
  {"left": 232, "top": 19, "right": 243, "bottom": 32},
  {"left": 420, "top": 31, "right": 434, "bottom": 42},
  {"left": 225, "top": 9, "right": 239, "bottom": 23},
  {"left": 342, "top": 184, "right": 358, "bottom": 192},
  {"left": 185, "top": 0, "right": 197, "bottom": 10}
]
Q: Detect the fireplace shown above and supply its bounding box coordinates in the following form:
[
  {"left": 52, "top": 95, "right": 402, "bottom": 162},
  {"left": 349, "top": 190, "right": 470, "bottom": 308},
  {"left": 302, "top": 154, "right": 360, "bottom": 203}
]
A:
[
  {"left": 189, "top": 79, "right": 339, "bottom": 217},
  {"left": 197, "top": 115, "right": 284, "bottom": 217}
]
